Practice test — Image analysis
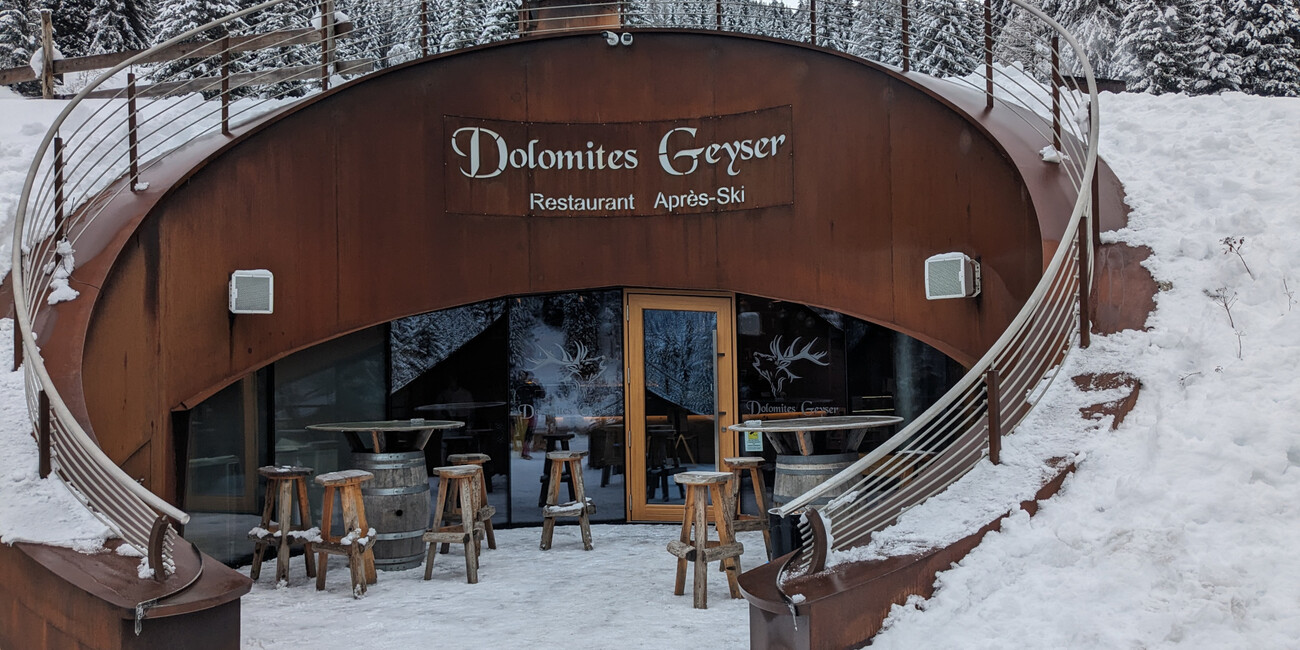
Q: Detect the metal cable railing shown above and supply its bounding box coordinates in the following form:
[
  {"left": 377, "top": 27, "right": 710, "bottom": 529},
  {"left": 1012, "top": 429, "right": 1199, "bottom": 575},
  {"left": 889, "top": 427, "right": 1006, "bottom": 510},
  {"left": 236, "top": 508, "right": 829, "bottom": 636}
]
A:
[{"left": 10, "top": 0, "right": 1096, "bottom": 578}]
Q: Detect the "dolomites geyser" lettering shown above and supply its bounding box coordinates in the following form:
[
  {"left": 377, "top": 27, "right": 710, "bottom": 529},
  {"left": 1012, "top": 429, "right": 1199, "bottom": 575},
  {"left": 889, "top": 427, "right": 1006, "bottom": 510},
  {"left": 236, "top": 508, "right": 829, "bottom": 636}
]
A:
[{"left": 451, "top": 125, "right": 787, "bottom": 179}]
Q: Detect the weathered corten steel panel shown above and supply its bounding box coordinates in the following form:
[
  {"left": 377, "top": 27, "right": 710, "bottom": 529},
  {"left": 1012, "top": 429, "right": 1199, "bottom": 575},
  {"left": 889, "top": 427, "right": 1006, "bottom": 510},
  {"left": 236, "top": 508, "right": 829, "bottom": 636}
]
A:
[{"left": 78, "top": 32, "right": 1043, "bottom": 499}]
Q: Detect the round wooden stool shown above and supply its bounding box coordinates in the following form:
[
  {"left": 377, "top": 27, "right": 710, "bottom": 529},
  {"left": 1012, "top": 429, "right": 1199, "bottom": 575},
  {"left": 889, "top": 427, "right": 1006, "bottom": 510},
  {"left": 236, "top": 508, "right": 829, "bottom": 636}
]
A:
[
  {"left": 424, "top": 465, "right": 487, "bottom": 583},
  {"left": 668, "top": 471, "right": 743, "bottom": 609},
  {"left": 540, "top": 450, "right": 594, "bottom": 551},
  {"left": 313, "top": 469, "right": 377, "bottom": 598},
  {"left": 249, "top": 465, "right": 317, "bottom": 585},
  {"left": 448, "top": 453, "right": 497, "bottom": 550},
  {"left": 722, "top": 456, "right": 773, "bottom": 560}
]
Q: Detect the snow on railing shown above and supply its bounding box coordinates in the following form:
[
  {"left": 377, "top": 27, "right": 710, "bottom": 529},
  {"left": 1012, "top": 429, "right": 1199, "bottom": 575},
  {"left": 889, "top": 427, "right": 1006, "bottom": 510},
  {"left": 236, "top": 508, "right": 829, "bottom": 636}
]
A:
[{"left": 10, "top": 0, "right": 1096, "bottom": 580}]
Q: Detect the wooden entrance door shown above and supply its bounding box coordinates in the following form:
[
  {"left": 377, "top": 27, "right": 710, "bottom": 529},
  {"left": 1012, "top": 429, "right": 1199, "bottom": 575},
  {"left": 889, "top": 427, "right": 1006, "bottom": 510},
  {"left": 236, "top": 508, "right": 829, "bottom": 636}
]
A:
[{"left": 625, "top": 293, "right": 737, "bottom": 522}]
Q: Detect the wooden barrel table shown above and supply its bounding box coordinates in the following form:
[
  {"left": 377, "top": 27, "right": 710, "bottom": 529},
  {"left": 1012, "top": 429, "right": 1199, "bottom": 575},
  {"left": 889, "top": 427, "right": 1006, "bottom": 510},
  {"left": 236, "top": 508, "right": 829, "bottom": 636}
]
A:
[{"left": 353, "top": 451, "right": 430, "bottom": 571}]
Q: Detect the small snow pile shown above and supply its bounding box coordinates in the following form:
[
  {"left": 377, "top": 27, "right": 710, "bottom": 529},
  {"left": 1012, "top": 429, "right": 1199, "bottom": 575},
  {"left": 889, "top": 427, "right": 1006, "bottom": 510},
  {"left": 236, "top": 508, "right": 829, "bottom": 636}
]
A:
[
  {"left": 28, "top": 44, "right": 64, "bottom": 78},
  {"left": 44, "top": 239, "right": 79, "bottom": 304},
  {"left": 136, "top": 557, "right": 154, "bottom": 580},
  {"left": 871, "top": 92, "right": 1300, "bottom": 648},
  {"left": 1039, "top": 145, "right": 1068, "bottom": 163},
  {"left": 340, "top": 527, "right": 375, "bottom": 546}
]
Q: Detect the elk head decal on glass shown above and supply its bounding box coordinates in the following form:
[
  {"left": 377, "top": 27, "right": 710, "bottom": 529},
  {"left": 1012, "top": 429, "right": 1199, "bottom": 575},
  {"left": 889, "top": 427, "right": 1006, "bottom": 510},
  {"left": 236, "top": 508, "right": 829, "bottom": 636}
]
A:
[
  {"left": 527, "top": 341, "right": 608, "bottom": 383},
  {"left": 751, "top": 336, "right": 830, "bottom": 399}
]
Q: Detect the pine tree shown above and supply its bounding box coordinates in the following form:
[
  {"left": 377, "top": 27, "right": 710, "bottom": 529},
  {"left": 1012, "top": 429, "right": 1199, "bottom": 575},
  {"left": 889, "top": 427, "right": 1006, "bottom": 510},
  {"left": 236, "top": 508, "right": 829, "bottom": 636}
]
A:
[
  {"left": 1117, "top": 0, "right": 1193, "bottom": 94},
  {"left": 815, "top": 0, "right": 854, "bottom": 53},
  {"left": 0, "top": 0, "right": 42, "bottom": 94},
  {"left": 850, "top": 0, "right": 901, "bottom": 66},
  {"left": 43, "top": 0, "right": 94, "bottom": 56},
  {"left": 243, "top": 0, "right": 316, "bottom": 97},
  {"left": 152, "top": 0, "right": 246, "bottom": 91},
  {"left": 84, "top": 0, "right": 152, "bottom": 54},
  {"left": 479, "top": 0, "right": 518, "bottom": 44},
  {"left": 1188, "top": 0, "right": 1240, "bottom": 94},
  {"left": 914, "top": 0, "right": 981, "bottom": 77},
  {"left": 1225, "top": 0, "right": 1300, "bottom": 97},
  {"left": 438, "top": 0, "right": 483, "bottom": 51}
]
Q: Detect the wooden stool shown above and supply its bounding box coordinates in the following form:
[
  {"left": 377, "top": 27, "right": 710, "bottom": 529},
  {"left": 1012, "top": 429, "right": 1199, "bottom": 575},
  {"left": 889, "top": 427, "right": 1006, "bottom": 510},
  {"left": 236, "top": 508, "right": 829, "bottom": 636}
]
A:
[
  {"left": 249, "top": 465, "right": 317, "bottom": 585},
  {"left": 536, "top": 432, "right": 576, "bottom": 507},
  {"left": 668, "top": 471, "right": 743, "bottom": 609},
  {"left": 424, "top": 465, "right": 486, "bottom": 583},
  {"left": 722, "top": 456, "right": 773, "bottom": 561},
  {"left": 448, "top": 453, "right": 497, "bottom": 550},
  {"left": 313, "top": 469, "right": 377, "bottom": 598},
  {"left": 540, "top": 450, "right": 594, "bottom": 551}
]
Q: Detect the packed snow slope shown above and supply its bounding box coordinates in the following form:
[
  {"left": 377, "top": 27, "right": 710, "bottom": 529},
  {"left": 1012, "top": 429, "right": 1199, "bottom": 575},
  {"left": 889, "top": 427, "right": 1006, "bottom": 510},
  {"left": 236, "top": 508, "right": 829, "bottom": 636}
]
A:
[
  {"left": 1, "top": 87, "right": 1298, "bottom": 648},
  {"left": 874, "top": 91, "right": 1300, "bottom": 648}
]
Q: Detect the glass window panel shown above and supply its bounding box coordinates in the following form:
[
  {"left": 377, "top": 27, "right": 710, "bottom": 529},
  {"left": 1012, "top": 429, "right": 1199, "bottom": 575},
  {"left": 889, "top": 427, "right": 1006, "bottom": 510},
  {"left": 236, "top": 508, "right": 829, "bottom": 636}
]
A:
[{"left": 508, "top": 291, "right": 624, "bottom": 523}]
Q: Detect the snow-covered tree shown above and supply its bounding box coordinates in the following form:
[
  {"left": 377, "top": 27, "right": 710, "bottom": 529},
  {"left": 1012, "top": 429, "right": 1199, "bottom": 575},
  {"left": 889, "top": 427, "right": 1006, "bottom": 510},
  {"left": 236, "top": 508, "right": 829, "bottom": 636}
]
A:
[
  {"left": 152, "top": 0, "right": 246, "bottom": 91},
  {"left": 815, "top": 0, "right": 854, "bottom": 53},
  {"left": 1187, "top": 0, "right": 1240, "bottom": 94},
  {"left": 914, "top": 0, "right": 981, "bottom": 77},
  {"left": 1117, "top": 0, "right": 1194, "bottom": 94},
  {"left": 479, "top": 0, "right": 518, "bottom": 44},
  {"left": 437, "top": 0, "right": 484, "bottom": 51},
  {"left": 850, "top": 0, "right": 901, "bottom": 66},
  {"left": 43, "top": 0, "right": 94, "bottom": 56},
  {"left": 1224, "top": 0, "right": 1300, "bottom": 97},
  {"left": 0, "top": 0, "right": 42, "bottom": 94},
  {"left": 84, "top": 0, "right": 153, "bottom": 54}
]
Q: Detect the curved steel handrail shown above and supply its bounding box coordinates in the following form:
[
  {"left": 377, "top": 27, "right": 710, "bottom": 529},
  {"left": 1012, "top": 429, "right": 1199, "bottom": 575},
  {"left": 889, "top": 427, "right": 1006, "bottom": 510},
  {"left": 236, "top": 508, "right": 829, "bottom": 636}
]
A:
[{"left": 9, "top": 0, "right": 1097, "bottom": 576}]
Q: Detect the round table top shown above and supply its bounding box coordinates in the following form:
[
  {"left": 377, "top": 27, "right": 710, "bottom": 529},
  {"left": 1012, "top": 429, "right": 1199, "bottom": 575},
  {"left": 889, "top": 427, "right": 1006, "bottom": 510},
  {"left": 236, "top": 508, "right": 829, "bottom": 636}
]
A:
[
  {"left": 306, "top": 419, "right": 465, "bottom": 432},
  {"left": 414, "top": 401, "right": 508, "bottom": 412},
  {"left": 727, "top": 415, "right": 902, "bottom": 433}
]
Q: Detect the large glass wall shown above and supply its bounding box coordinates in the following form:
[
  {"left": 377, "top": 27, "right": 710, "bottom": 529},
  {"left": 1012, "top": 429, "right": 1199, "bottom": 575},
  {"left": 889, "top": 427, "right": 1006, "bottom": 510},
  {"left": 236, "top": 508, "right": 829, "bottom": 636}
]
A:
[
  {"left": 736, "top": 294, "right": 964, "bottom": 454},
  {"left": 389, "top": 290, "right": 626, "bottom": 524},
  {"left": 181, "top": 290, "right": 964, "bottom": 566}
]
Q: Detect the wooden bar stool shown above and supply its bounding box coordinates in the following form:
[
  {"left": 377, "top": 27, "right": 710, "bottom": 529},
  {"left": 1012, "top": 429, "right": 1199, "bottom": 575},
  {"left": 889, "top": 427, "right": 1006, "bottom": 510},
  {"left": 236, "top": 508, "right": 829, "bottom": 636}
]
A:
[
  {"left": 313, "top": 469, "right": 377, "bottom": 598},
  {"left": 540, "top": 450, "right": 594, "bottom": 551},
  {"left": 667, "top": 471, "right": 743, "bottom": 609},
  {"left": 722, "top": 456, "right": 773, "bottom": 560},
  {"left": 448, "top": 453, "right": 497, "bottom": 550},
  {"left": 536, "top": 432, "right": 575, "bottom": 507},
  {"left": 249, "top": 465, "right": 317, "bottom": 585},
  {"left": 424, "top": 465, "right": 486, "bottom": 583}
]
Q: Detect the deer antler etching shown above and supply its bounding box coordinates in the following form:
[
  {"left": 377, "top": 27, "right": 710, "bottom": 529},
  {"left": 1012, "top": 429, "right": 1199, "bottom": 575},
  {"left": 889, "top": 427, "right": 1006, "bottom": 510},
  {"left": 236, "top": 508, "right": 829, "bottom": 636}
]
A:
[
  {"left": 751, "top": 336, "right": 830, "bottom": 399},
  {"left": 526, "top": 341, "right": 608, "bottom": 383}
]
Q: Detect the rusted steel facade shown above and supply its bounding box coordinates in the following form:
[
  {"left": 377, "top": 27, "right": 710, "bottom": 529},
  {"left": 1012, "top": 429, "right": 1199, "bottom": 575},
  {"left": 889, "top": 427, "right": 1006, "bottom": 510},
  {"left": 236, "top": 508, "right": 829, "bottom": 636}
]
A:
[{"left": 68, "top": 32, "right": 1061, "bottom": 504}]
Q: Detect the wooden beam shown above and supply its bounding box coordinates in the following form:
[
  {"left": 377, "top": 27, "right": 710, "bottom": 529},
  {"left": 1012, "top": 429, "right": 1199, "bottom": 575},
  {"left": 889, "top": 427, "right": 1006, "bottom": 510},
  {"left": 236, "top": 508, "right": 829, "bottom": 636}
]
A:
[
  {"left": 0, "top": 23, "right": 355, "bottom": 87},
  {"left": 73, "top": 59, "right": 373, "bottom": 100}
]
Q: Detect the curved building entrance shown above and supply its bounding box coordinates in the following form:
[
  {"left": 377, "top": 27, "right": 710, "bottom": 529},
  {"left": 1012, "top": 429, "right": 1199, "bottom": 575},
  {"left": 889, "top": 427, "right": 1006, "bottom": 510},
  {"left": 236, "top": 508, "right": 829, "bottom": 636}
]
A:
[{"left": 182, "top": 288, "right": 962, "bottom": 562}]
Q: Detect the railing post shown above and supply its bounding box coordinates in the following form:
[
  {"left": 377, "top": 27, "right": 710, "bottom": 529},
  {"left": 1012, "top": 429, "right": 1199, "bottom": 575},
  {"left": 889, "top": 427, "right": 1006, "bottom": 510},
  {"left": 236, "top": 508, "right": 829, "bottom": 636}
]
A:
[
  {"left": 220, "top": 38, "right": 231, "bottom": 135},
  {"left": 420, "top": 0, "right": 430, "bottom": 57},
  {"left": 984, "top": 369, "right": 1001, "bottom": 464},
  {"left": 984, "top": 0, "right": 993, "bottom": 110},
  {"left": 1091, "top": 104, "right": 1102, "bottom": 248},
  {"left": 12, "top": 300, "right": 22, "bottom": 371},
  {"left": 127, "top": 73, "right": 140, "bottom": 190},
  {"left": 1051, "top": 34, "right": 1061, "bottom": 151},
  {"left": 40, "top": 10, "right": 55, "bottom": 99},
  {"left": 809, "top": 0, "right": 817, "bottom": 46},
  {"left": 319, "top": 0, "right": 334, "bottom": 91},
  {"left": 38, "top": 390, "right": 50, "bottom": 478},
  {"left": 1078, "top": 206, "right": 1092, "bottom": 349},
  {"left": 148, "top": 516, "right": 171, "bottom": 580},
  {"left": 805, "top": 507, "right": 829, "bottom": 574},
  {"left": 715, "top": 0, "right": 722, "bottom": 29},
  {"left": 53, "top": 136, "right": 65, "bottom": 239},
  {"left": 901, "top": 0, "right": 910, "bottom": 73}
]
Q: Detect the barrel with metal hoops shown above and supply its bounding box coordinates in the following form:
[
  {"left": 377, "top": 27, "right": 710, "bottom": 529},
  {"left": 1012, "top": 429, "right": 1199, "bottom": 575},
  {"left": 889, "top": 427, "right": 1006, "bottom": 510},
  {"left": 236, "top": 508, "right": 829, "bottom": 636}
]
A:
[{"left": 351, "top": 451, "right": 431, "bottom": 571}]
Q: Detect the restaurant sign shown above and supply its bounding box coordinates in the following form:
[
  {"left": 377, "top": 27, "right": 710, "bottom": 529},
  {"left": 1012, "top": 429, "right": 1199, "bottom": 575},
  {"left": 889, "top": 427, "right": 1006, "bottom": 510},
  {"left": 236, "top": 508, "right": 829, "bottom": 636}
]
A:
[{"left": 443, "top": 106, "right": 793, "bottom": 217}]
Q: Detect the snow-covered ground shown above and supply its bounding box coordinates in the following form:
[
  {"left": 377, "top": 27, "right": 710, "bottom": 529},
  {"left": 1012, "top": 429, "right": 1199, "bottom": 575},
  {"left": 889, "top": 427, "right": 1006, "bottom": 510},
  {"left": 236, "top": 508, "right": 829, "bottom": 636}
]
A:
[{"left": 1, "top": 88, "right": 1298, "bottom": 648}]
